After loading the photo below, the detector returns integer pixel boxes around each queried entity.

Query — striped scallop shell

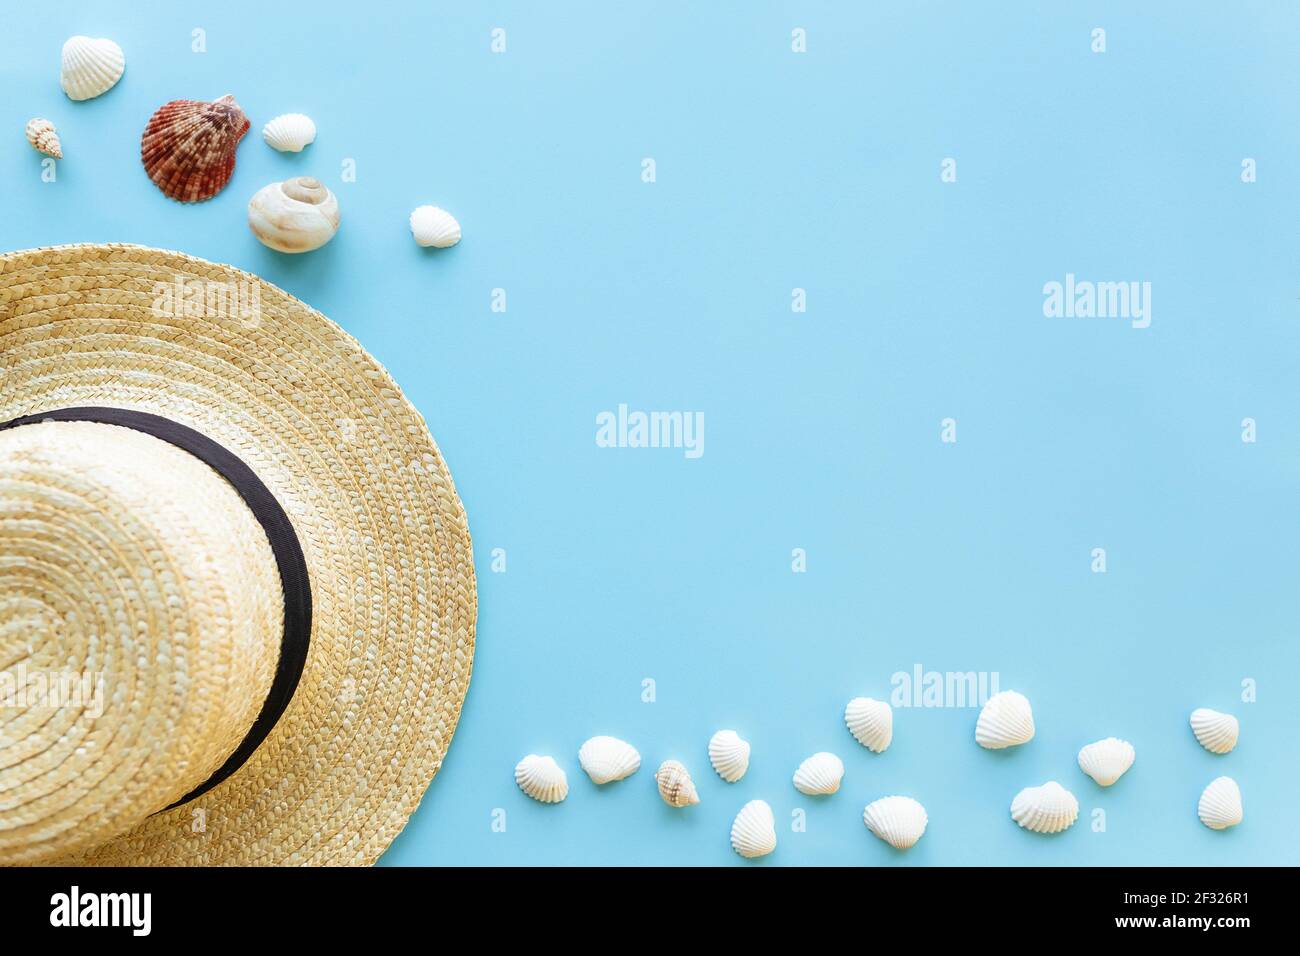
[975,690,1035,750]
[60,35,125,101]
[409,205,462,248]
[1197,776,1243,830]
[1077,737,1135,787]
[141,95,250,202]
[845,696,893,753]
[514,754,568,804]
[1190,708,1238,755]
[1010,781,1078,834]
[577,735,640,784]
[262,113,316,152]
[792,751,844,795]
[863,795,928,849]
[708,729,750,782]
[730,799,776,859]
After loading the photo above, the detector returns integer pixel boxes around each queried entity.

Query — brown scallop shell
[140,94,250,202]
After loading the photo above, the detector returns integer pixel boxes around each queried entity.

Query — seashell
[1197,776,1243,830]
[863,795,928,849]
[262,113,317,152]
[247,177,341,253]
[1190,708,1238,755]
[708,729,751,783]
[730,799,776,859]
[409,205,462,248]
[141,94,250,202]
[1077,737,1135,787]
[792,752,844,795]
[60,36,125,101]
[655,759,700,807]
[514,754,567,804]
[1010,781,1079,834]
[844,696,893,753]
[25,119,62,159]
[975,690,1035,749]
[577,735,640,784]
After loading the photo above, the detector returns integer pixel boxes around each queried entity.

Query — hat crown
[0,420,282,864]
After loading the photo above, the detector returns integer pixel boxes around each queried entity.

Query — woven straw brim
[0,243,476,865]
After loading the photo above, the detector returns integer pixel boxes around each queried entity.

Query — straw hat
[0,243,476,865]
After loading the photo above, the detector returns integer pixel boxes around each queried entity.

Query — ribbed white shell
[1077,737,1135,787]
[60,35,125,101]
[792,752,844,795]
[514,754,568,804]
[975,690,1035,749]
[708,729,751,782]
[1190,708,1238,755]
[262,113,317,152]
[1198,776,1243,830]
[578,735,641,784]
[655,759,700,807]
[1010,781,1078,834]
[863,795,928,849]
[409,205,462,248]
[730,799,776,858]
[844,696,893,753]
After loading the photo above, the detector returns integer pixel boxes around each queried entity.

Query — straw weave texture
[0,244,476,866]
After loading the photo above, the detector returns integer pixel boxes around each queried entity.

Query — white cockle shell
[1190,708,1238,755]
[578,735,641,784]
[1010,781,1078,834]
[708,729,751,783]
[514,754,568,804]
[976,690,1035,750]
[1077,737,1135,787]
[844,696,893,753]
[863,795,928,849]
[262,113,317,152]
[61,35,125,101]
[1197,776,1243,830]
[730,799,776,859]
[409,205,462,248]
[792,752,844,795]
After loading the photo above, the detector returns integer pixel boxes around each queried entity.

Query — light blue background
[3,2,1297,866]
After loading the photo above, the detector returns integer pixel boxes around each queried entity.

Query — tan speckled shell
[25,118,63,159]
[140,94,250,202]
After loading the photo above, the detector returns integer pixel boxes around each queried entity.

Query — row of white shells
[516,696,1245,856]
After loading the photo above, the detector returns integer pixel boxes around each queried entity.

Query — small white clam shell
[1010,781,1078,834]
[1197,776,1243,830]
[976,690,1035,749]
[61,35,125,101]
[514,754,567,804]
[577,735,640,784]
[730,799,776,859]
[708,729,751,783]
[844,697,893,752]
[409,205,462,248]
[792,752,844,795]
[247,176,340,253]
[863,795,928,849]
[655,759,700,807]
[1077,737,1135,787]
[1190,708,1238,755]
[262,113,317,152]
